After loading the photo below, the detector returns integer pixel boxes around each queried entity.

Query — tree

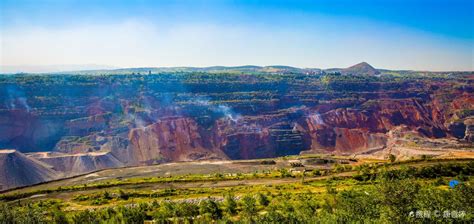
[312,169,322,176]
[223,194,237,215]
[153,201,175,222]
[175,202,199,219]
[278,168,292,178]
[240,195,257,218]
[120,205,147,224]
[52,208,69,224]
[119,189,129,200]
[377,179,420,223]
[256,193,270,207]
[16,205,47,224]
[332,189,380,222]
[0,203,15,224]
[102,191,111,200]
[325,182,337,195]
[199,198,222,220]
[389,154,396,163]
[72,209,100,224]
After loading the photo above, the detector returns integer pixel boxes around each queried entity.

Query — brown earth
[0,65,473,190]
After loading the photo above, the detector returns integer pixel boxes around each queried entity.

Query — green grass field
[1,156,473,223]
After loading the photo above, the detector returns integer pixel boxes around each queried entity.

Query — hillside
[5,62,386,76]
[0,63,473,189]
[0,150,61,190]
[341,62,380,75]
[29,151,125,176]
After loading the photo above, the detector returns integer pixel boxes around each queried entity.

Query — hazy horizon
[2,61,474,74]
[1,0,473,71]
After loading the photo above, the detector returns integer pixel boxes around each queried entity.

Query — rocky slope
[128,117,226,164]
[341,62,380,76]
[0,150,61,190]
[0,63,473,189]
[29,151,124,176]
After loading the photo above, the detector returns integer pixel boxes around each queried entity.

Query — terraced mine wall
[0,72,473,169]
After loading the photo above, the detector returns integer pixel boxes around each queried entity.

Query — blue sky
[1,0,473,71]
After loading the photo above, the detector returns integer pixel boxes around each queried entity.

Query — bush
[240,195,257,217]
[312,169,322,176]
[199,198,222,220]
[278,168,293,178]
[256,193,270,207]
[72,195,89,201]
[153,201,175,222]
[91,198,109,205]
[119,205,147,224]
[72,209,100,224]
[119,190,129,200]
[174,202,199,218]
[102,191,111,200]
[389,154,396,163]
[223,194,237,215]
[260,160,276,165]
[290,162,304,167]
[52,208,68,224]
[377,179,420,223]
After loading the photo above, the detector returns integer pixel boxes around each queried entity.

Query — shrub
[119,190,129,200]
[260,160,276,165]
[312,169,322,176]
[91,198,108,205]
[256,193,270,207]
[73,195,89,201]
[119,205,147,224]
[102,191,111,200]
[199,198,222,220]
[278,168,292,178]
[52,208,68,224]
[290,162,304,167]
[223,194,237,215]
[174,202,199,218]
[72,209,100,224]
[389,154,396,163]
[240,195,257,217]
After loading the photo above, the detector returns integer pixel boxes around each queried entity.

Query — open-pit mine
[0,62,473,190]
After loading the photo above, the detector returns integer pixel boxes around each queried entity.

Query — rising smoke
[5,86,31,112]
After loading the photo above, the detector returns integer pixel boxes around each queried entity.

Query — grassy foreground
[0,159,473,223]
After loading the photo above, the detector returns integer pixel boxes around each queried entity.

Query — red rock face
[0,110,64,152]
[301,98,451,153]
[217,130,273,159]
[65,113,112,136]
[0,110,32,144]
[2,72,473,189]
[450,93,474,111]
[210,115,310,160]
[122,95,472,161]
[1,73,472,164]
[128,117,225,164]
[333,128,387,153]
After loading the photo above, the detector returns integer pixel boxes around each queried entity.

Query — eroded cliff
[0,66,473,189]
